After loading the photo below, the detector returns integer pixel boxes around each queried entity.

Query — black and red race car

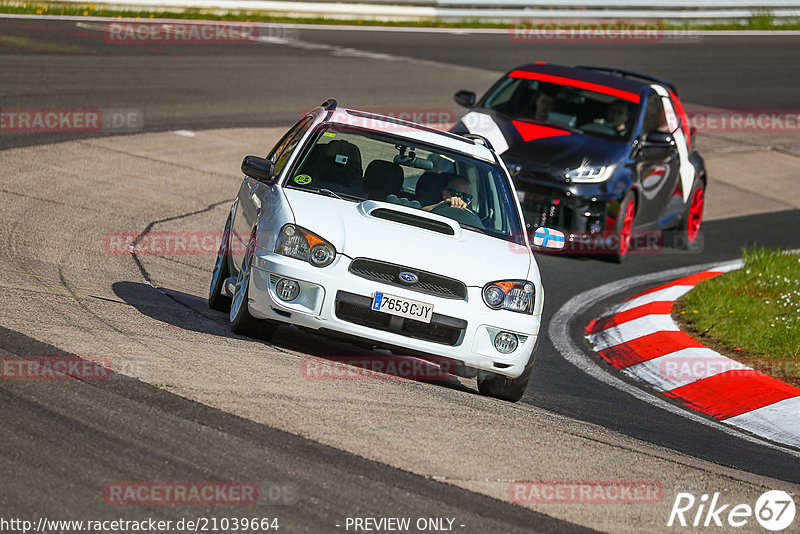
[451,63,706,262]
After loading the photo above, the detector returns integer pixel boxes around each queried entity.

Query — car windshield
[285,124,525,244]
[482,76,637,141]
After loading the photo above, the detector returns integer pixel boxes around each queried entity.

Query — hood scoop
[358,200,460,237]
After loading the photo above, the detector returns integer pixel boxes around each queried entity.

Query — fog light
[494,332,518,354]
[275,278,300,301]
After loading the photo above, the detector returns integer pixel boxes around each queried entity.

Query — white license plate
[371,292,433,324]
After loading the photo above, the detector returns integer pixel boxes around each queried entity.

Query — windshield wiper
[315,188,343,200]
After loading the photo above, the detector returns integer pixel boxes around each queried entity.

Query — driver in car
[605,100,631,133]
[423,176,474,211]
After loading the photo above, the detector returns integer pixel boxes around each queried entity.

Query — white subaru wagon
[209,100,563,401]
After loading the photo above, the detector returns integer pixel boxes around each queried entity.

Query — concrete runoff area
[1,123,799,532]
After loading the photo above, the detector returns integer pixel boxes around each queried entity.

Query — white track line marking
[549,259,800,458]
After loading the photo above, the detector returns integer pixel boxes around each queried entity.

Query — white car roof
[322,108,497,163]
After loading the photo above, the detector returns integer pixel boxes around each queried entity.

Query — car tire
[230,231,278,341]
[610,191,636,263]
[676,179,705,251]
[477,343,537,402]
[208,215,233,311]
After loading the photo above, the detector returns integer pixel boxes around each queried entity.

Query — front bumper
[518,185,608,236]
[246,251,541,378]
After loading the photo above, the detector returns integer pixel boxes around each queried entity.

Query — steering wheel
[431,204,485,229]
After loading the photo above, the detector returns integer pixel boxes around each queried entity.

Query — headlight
[565,164,616,183]
[274,224,336,267]
[482,280,535,314]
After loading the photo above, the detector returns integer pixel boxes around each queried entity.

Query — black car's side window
[268,116,313,176]
[642,93,669,134]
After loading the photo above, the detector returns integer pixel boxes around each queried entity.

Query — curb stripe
[664,370,800,420]
[624,347,749,391]
[587,315,678,351]
[585,261,800,448]
[586,301,673,334]
[614,285,695,314]
[597,330,706,369]
[624,271,722,301]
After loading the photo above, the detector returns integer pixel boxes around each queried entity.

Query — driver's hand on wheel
[441,196,469,210]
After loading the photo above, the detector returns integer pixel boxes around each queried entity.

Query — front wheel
[230,232,277,341]
[609,192,636,263]
[208,215,233,311]
[477,345,537,402]
[677,180,705,250]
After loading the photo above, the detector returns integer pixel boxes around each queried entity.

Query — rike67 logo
[668,490,796,531]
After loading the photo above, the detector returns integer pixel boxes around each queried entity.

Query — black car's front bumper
[511,172,628,254]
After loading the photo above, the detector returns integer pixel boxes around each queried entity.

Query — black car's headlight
[482,280,535,314]
[274,224,336,267]
[565,164,616,183]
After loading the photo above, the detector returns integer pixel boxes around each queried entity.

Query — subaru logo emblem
[398,272,418,284]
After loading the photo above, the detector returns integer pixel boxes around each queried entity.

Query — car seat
[307,140,364,195]
[363,160,404,201]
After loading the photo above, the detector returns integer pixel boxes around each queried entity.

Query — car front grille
[517,186,605,234]
[348,258,467,300]
[334,291,466,346]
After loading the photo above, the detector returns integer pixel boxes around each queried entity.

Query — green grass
[675,248,800,387]
[2,1,800,30]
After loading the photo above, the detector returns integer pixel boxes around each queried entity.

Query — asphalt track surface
[1,18,800,532]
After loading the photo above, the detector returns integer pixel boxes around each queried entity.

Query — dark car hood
[456,110,631,172]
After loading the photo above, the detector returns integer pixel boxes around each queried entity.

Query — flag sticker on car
[371,292,433,323]
[533,227,566,249]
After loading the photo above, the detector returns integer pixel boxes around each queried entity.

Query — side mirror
[642,131,675,147]
[531,227,565,251]
[454,90,476,108]
[640,131,677,161]
[241,155,275,183]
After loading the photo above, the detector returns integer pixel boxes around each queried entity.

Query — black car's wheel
[477,345,537,402]
[208,215,233,311]
[676,179,705,250]
[609,191,636,263]
[230,232,277,340]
